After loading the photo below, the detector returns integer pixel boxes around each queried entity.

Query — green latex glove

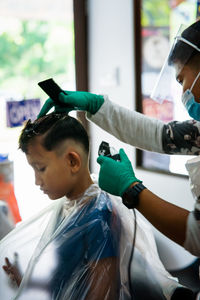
[38,91,104,118]
[97,148,141,197]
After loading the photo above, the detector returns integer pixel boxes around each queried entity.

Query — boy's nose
[35,173,42,186]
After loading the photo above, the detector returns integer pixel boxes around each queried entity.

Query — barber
[38,21,200,258]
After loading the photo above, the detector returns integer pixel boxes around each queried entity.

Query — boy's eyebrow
[28,162,37,168]
[28,161,44,168]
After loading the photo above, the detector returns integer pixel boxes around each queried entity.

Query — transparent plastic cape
[0,184,182,300]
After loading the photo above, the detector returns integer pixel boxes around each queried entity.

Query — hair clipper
[98,141,120,161]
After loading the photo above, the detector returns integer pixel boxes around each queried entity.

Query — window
[0,0,76,219]
[134,0,199,176]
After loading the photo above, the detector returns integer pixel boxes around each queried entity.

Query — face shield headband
[151,28,200,104]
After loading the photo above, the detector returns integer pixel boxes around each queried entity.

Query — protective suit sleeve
[87,96,200,155]
[87,96,164,153]
[184,210,200,257]
[184,157,200,256]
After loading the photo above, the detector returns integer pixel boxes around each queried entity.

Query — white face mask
[182,71,200,121]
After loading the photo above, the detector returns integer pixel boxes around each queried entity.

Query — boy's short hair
[19,112,89,155]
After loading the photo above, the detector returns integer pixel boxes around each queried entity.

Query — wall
[87,0,196,268]
[88,0,135,176]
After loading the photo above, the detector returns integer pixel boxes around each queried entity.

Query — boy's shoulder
[78,187,113,223]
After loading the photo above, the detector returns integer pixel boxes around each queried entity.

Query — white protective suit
[87,96,200,257]
[0,184,189,300]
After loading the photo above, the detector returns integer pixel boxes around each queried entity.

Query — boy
[2,112,123,299]
[1,113,188,300]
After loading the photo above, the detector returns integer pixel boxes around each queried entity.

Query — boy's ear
[66,151,81,173]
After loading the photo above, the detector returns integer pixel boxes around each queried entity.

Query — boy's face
[26,138,76,200]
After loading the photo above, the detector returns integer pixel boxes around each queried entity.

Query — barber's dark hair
[168,20,200,66]
[19,112,89,155]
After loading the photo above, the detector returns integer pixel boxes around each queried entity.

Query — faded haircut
[19,112,89,155]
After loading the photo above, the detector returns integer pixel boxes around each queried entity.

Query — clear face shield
[151,24,200,104]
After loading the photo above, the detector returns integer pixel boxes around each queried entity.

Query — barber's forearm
[87,97,165,153]
[136,188,189,246]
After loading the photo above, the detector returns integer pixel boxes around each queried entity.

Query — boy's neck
[67,170,94,200]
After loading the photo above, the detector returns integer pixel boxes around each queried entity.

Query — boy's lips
[40,188,48,194]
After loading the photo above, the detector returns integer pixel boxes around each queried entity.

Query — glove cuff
[119,178,142,197]
[90,95,104,114]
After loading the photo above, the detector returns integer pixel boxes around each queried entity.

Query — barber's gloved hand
[38,91,104,118]
[97,148,141,197]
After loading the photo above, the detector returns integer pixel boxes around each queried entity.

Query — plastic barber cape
[0,184,184,300]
